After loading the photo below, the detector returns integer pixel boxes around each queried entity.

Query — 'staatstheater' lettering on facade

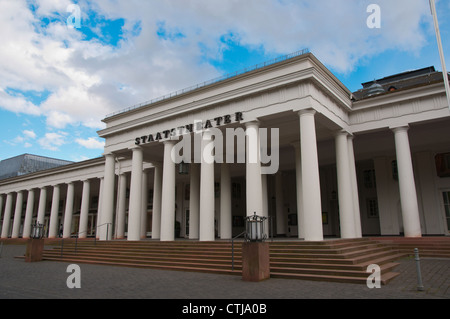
[135,112,244,145]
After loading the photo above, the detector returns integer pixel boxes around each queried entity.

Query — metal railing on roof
[105,48,310,119]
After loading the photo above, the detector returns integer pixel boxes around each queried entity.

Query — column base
[242,242,270,282]
[25,238,44,262]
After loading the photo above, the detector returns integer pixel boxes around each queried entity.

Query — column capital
[152,161,163,169]
[298,108,316,117]
[161,139,178,145]
[244,120,260,128]
[334,129,350,137]
[390,125,410,133]
[103,152,116,157]
[128,145,142,151]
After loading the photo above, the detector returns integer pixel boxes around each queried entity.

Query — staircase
[370,236,450,258]
[42,240,243,276]
[269,238,405,285]
[41,237,408,285]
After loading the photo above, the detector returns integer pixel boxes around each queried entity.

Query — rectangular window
[363,170,377,188]
[367,198,379,218]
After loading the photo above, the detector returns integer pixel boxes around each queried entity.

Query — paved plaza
[0,243,448,301]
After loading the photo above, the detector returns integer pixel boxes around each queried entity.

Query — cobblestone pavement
[0,244,448,300]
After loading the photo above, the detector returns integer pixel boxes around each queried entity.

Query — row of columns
[61,112,423,242]
[0,111,422,241]
[0,178,103,239]
[111,109,332,242]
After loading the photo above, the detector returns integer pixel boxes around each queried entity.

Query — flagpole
[430,0,450,112]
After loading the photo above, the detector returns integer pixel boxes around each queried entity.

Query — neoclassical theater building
[1,51,449,242]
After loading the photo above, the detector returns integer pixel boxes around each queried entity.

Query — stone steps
[40,237,407,285]
[370,237,450,258]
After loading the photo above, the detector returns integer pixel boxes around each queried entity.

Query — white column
[22,189,35,239]
[299,109,323,241]
[63,182,75,239]
[275,172,286,236]
[101,153,116,240]
[348,135,362,237]
[140,169,149,239]
[128,147,143,241]
[220,163,232,239]
[392,126,422,237]
[151,165,162,239]
[245,121,263,217]
[200,130,215,241]
[0,195,3,222]
[189,163,200,239]
[1,193,13,238]
[161,141,176,241]
[79,180,90,239]
[37,187,47,226]
[261,174,269,238]
[116,173,127,239]
[48,185,61,238]
[11,191,23,238]
[335,131,356,238]
[96,177,104,239]
[293,144,305,239]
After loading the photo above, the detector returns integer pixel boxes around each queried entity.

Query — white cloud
[10,129,37,147]
[0,0,437,135]
[38,132,67,151]
[23,130,37,139]
[75,137,105,150]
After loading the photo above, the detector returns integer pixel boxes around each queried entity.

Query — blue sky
[0,0,449,162]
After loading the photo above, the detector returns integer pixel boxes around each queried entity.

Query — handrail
[96,222,113,243]
[231,231,247,271]
[60,222,112,258]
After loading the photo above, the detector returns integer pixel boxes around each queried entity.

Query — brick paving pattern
[0,244,448,300]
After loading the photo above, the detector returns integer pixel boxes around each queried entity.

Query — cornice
[98,53,353,138]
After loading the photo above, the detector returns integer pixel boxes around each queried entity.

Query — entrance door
[442,191,450,232]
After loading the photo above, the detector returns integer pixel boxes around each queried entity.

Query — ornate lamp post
[242,212,270,282]
[26,221,45,262]
[245,212,267,242]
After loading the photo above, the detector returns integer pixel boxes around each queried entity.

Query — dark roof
[352,66,449,101]
[0,154,73,181]
[361,67,436,88]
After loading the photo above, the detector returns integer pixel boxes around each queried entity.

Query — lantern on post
[245,212,267,242]
[242,212,270,282]
[178,161,189,175]
[26,221,45,262]
[31,221,44,239]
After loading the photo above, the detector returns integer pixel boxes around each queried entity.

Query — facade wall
[1,53,449,241]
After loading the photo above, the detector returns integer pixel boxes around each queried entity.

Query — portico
[1,52,449,241]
